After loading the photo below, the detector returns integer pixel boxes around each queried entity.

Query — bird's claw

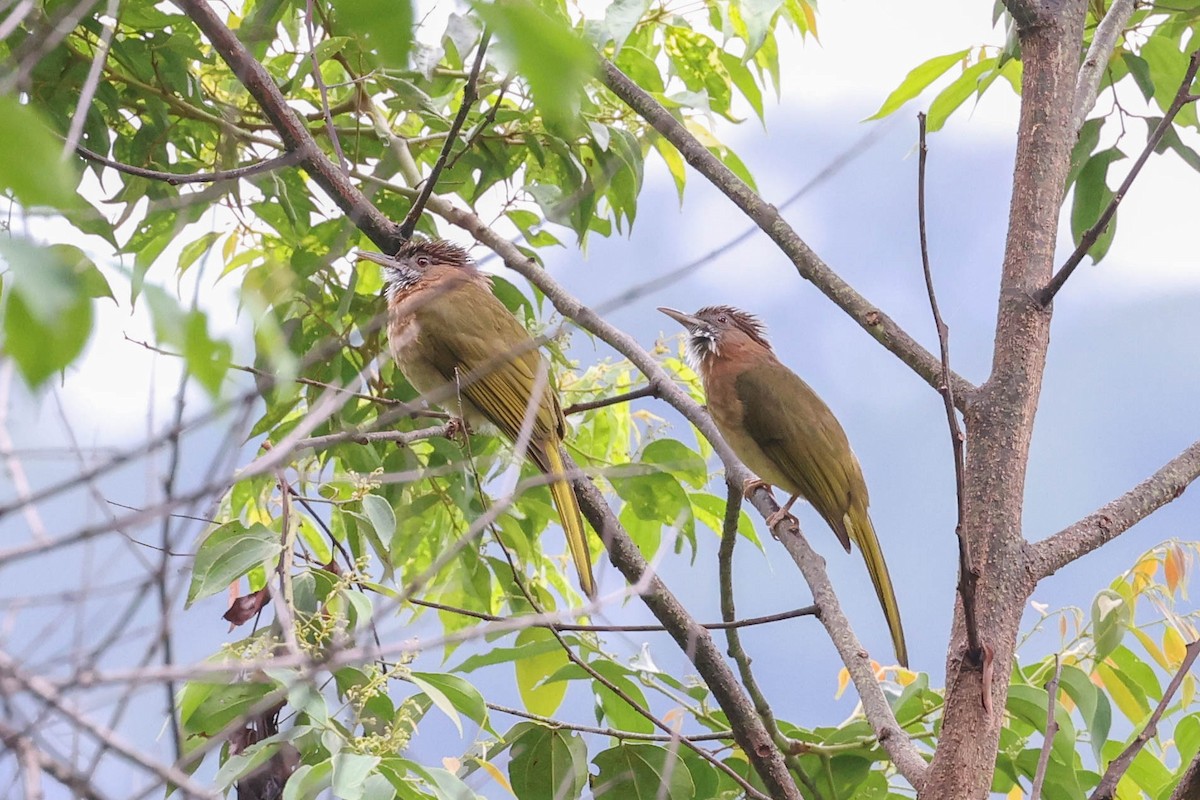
[764,508,797,532]
[742,478,770,500]
[445,417,473,442]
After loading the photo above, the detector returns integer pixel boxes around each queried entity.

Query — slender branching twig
[1042,46,1200,305]
[398,30,492,239]
[917,113,982,667]
[1030,656,1063,800]
[1092,640,1200,800]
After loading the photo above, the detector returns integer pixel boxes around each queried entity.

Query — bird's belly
[708,398,797,494]
[390,319,487,426]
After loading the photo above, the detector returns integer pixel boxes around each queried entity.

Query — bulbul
[659,305,907,666]
[357,239,596,598]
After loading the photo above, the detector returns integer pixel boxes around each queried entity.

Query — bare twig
[486,701,733,742]
[398,30,492,239]
[917,113,980,662]
[408,595,818,632]
[1029,438,1200,579]
[1092,640,1200,800]
[293,423,454,452]
[0,722,111,800]
[562,384,660,416]
[0,651,217,800]
[1030,656,1063,800]
[61,0,118,158]
[1042,46,1200,305]
[304,0,347,171]
[75,145,303,185]
[1071,0,1136,136]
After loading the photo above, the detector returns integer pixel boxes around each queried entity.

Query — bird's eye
[416,256,430,267]
[717,315,727,324]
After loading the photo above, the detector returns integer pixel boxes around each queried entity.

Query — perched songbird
[659,305,908,666]
[357,239,595,598]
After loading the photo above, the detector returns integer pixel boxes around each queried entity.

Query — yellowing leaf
[1131,627,1170,671]
[514,628,569,716]
[1008,784,1024,800]
[474,758,513,795]
[835,667,850,699]
[1184,673,1196,708]
[895,668,918,687]
[1096,661,1146,723]
[1164,625,1187,667]
[1166,545,1184,594]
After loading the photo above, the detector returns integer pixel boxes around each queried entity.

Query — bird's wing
[734,360,861,551]
[416,281,565,454]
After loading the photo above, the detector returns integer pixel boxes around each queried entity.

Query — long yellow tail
[542,444,596,598]
[845,505,908,667]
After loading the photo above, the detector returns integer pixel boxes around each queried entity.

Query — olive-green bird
[357,239,596,598]
[659,305,907,666]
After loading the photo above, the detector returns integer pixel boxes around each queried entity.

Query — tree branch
[569,470,802,800]
[1170,750,1200,800]
[1042,45,1200,305]
[398,30,491,239]
[0,651,217,799]
[1071,0,1136,136]
[1029,438,1200,579]
[0,721,111,800]
[1092,640,1200,800]
[408,595,818,633]
[168,3,925,788]
[1030,656,1063,800]
[75,145,303,185]
[170,0,403,248]
[767,511,929,790]
[562,383,661,415]
[597,59,975,406]
[917,112,980,661]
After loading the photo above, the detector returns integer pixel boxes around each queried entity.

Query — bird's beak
[658,307,703,330]
[355,250,396,267]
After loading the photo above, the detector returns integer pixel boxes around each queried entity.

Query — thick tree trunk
[921,2,1087,797]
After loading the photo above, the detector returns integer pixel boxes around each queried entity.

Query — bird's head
[356,238,474,301]
[658,305,771,364]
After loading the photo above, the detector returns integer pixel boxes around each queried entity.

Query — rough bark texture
[921,2,1087,797]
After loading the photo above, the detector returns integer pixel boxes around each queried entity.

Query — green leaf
[4,285,92,388]
[283,759,333,800]
[641,439,708,488]
[0,96,79,209]
[592,743,696,799]
[476,0,597,133]
[1091,587,1131,662]
[180,680,276,737]
[590,0,649,53]
[513,628,569,716]
[1059,663,1111,763]
[1070,147,1125,264]
[868,49,971,120]
[331,0,413,68]
[186,522,282,606]
[0,240,110,387]
[362,494,398,546]
[507,723,588,800]
[926,57,997,133]
[410,672,490,734]
[738,0,784,58]
[333,753,382,800]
